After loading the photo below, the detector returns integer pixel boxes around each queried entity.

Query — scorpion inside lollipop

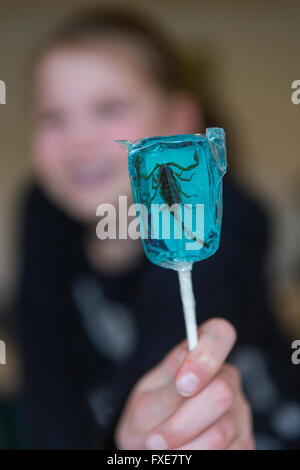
[133,150,209,248]
[117,129,227,351]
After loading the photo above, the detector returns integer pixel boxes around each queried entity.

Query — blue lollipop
[117,128,227,350]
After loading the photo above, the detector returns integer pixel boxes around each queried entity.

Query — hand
[114,318,254,450]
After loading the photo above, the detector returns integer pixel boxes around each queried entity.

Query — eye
[36,109,67,130]
[93,100,131,119]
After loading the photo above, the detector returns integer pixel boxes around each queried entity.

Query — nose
[65,116,99,155]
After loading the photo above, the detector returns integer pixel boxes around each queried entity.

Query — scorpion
[134,150,209,248]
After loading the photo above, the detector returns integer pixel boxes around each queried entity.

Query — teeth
[69,160,112,185]
[75,162,108,173]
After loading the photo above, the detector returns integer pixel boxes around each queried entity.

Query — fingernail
[176,372,200,397]
[145,434,168,450]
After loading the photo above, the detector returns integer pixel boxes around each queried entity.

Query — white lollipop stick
[178,267,198,351]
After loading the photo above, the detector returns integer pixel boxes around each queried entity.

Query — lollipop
[117,128,227,351]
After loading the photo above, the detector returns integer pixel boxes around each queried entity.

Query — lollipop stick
[178,268,198,351]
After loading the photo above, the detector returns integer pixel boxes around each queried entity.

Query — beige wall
[0,0,299,310]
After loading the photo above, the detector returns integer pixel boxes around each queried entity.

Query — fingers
[145,369,236,450]
[145,363,252,451]
[224,392,254,450]
[177,368,252,450]
[220,365,254,450]
[176,412,238,450]
[175,318,237,397]
[226,434,255,450]
[117,318,238,450]
[138,319,237,445]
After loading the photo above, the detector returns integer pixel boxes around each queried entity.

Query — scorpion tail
[181,222,209,248]
[173,208,209,248]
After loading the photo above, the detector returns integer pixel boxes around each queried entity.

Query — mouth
[69,160,114,187]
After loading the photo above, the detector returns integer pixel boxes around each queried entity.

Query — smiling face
[31,40,201,221]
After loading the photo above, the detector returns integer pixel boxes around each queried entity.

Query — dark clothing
[17,179,300,450]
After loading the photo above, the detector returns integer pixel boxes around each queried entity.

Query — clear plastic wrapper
[117,128,227,271]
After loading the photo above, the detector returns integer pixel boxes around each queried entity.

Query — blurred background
[0,0,299,449]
